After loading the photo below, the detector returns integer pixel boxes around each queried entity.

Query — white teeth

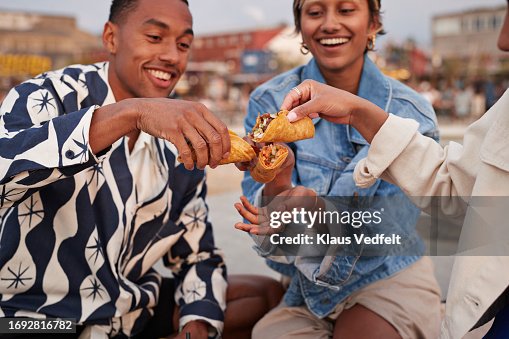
[147,69,172,81]
[319,37,350,45]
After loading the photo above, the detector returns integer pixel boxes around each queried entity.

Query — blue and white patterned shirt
[0,62,227,337]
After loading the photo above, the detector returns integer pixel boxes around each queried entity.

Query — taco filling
[261,144,286,166]
[250,113,278,140]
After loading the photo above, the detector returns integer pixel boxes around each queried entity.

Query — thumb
[286,100,322,122]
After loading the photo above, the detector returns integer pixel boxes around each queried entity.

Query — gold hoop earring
[367,35,376,51]
[300,42,310,55]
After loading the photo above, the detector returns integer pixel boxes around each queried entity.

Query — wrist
[89,99,140,154]
[264,168,292,197]
[118,98,141,134]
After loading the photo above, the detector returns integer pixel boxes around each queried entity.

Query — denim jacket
[242,55,439,318]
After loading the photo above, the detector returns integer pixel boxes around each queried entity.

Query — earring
[367,35,376,51]
[300,42,310,55]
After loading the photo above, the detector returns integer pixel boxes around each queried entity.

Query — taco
[249,110,314,143]
[178,130,256,165]
[250,144,289,183]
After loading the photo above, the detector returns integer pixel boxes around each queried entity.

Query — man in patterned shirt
[0,0,283,338]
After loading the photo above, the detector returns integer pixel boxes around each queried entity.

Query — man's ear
[103,21,118,55]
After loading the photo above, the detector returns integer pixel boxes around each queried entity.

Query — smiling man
[0,0,283,338]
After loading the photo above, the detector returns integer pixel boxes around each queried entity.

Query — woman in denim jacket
[235,0,442,338]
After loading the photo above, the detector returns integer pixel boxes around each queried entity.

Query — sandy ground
[205,163,278,278]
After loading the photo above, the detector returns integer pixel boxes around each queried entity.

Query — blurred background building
[0,2,508,123]
[0,9,103,97]
[179,24,310,124]
[432,5,507,76]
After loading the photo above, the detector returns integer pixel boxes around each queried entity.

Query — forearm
[89,99,138,154]
[353,114,474,220]
[262,167,293,198]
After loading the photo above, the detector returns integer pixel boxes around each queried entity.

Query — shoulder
[38,62,106,82]
[386,77,438,138]
[387,77,436,122]
[13,62,108,95]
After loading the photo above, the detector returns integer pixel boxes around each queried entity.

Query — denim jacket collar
[302,55,391,145]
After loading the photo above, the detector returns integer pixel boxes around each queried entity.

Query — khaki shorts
[253,257,442,339]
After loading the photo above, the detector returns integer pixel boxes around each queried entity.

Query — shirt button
[65,150,75,159]
[342,157,352,163]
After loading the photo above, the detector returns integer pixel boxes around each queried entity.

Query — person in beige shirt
[278,3,509,338]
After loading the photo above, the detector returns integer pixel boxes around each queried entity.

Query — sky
[0,0,506,46]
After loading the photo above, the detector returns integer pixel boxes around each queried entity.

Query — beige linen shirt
[353,90,509,339]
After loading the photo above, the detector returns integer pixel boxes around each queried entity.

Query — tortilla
[250,144,289,183]
[250,110,314,143]
[177,130,256,165]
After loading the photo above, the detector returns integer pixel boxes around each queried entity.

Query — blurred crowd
[414,78,509,122]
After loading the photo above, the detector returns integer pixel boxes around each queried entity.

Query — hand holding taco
[178,130,256,165]
[250,143,289,183]
[249,110,315,143]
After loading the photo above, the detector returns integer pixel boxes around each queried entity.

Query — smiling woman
[238,0,443,338]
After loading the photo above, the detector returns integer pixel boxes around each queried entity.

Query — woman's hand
[280,80,389,143]
[234,186,318,235]
[281,79,355,124]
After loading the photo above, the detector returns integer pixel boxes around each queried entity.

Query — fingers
[234,202,259,225]
[280,92,301,113]
[286,101,321,123]
[280,80,313,112]
[240,196,261,216]
[236,197,270,225]
[281,81,324,123]
[234,221,256,233]
[171,132,195,170]
[188,116,222,169]
[201,108,231,163]
[181,124,209,170]
[177,102,231,169]
[234,196,274,235]
[234,222,274,235]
